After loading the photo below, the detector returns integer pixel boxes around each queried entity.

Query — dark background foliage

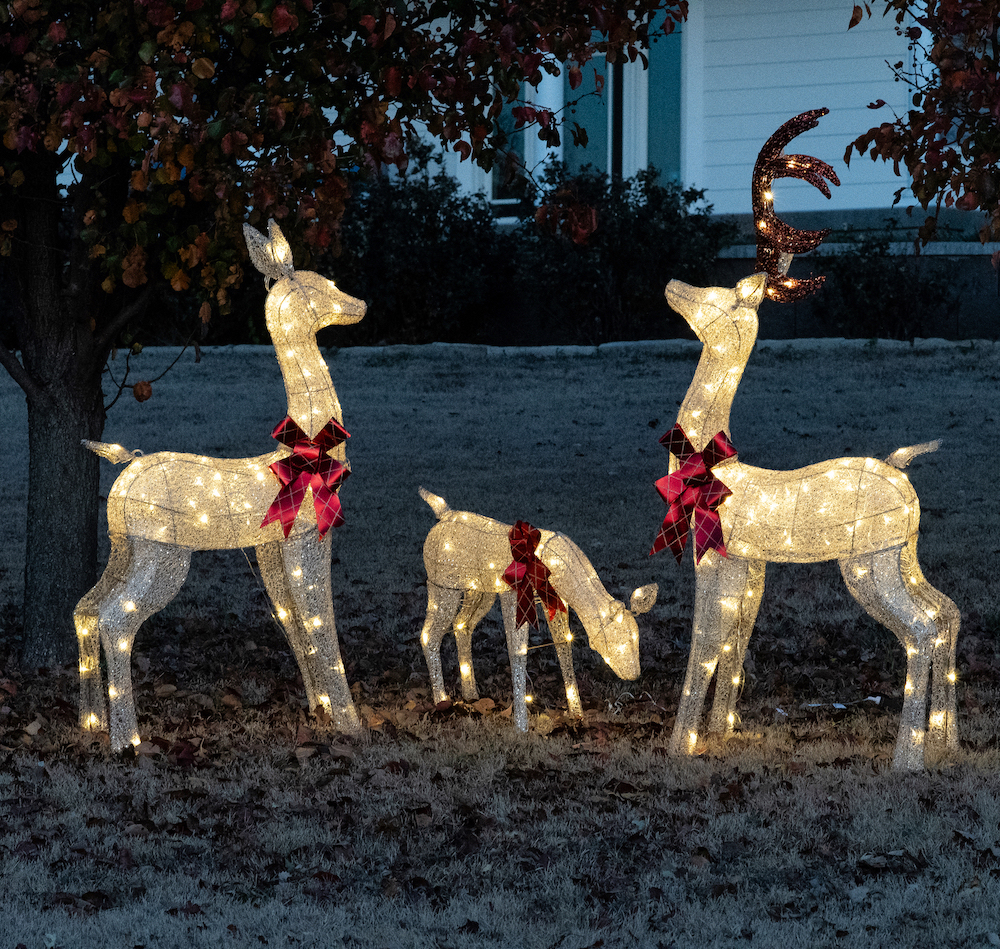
[327,152,518,347]
[188,162,741,349]
[508,166,737,345]
[813,224,958,341]
[309,163,737,348]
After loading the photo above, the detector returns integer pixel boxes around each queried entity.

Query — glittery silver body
[663,275,960,770]
[418,488,657,731]
[74,222,365,751]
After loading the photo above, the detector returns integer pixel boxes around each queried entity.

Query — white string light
[75,221,366,751]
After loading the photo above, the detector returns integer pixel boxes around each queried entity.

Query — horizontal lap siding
[696,0,910,214]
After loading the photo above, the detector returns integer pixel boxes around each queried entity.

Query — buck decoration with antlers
[74,221,366,751]
[653,111,959,771]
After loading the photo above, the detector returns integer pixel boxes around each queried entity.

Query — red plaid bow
[650,424,736,564]
[503,521,567,629]
[261,416,350,540]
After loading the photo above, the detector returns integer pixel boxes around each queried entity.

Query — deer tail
[81,440,143,465]
[419,486,451,519]
[885,439,941,470]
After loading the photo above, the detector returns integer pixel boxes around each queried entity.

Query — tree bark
[21,380,104,668]
[8,155,107,669]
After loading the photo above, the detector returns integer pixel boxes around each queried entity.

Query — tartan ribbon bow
[503,521,567,629]
[650,424,736,564]
[261,416,350,540]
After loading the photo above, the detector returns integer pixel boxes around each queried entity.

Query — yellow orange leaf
[123,201,145,224]
[44,126,64,151]
[192,57,215,79]
[170,269,190,292]
[122,245,148,288]
[198,301,212,324]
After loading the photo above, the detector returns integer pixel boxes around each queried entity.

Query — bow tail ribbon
[261,416,350,540]
[650,424,736,564]
[503,521,566,629]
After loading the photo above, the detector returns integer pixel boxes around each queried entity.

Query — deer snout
[332,290,366,325]
[319,286,365,326]
[292,272,367,327]
[665,280,732,331]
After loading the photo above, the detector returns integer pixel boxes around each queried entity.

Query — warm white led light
[660,272,960,771]
[418,488,657,731]
[73,221,366,751]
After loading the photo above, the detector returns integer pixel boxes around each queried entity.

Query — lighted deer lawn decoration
[419,488,657,731]
[74,221,365,751]
[655,112,959,771]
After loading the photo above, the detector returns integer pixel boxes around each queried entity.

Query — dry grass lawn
[1,336,999,948]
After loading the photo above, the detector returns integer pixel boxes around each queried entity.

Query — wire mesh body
[660,275,959,770]
[74,222,365,751]
[418,488,656,731]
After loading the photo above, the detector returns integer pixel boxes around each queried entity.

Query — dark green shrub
[508,166,737,345]
[814,224,958,341]
[324,164,513,346]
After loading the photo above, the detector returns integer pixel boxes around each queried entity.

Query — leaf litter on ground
[1,341,1000,946]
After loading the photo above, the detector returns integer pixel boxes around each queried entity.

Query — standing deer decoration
[74,221,365,751]
[418,488,657,731]
[653,111,959,771]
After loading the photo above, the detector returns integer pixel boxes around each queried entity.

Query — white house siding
[686,0,912,214]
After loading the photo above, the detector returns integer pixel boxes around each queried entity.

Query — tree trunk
[21,379,104,668]
[8,155,107,669]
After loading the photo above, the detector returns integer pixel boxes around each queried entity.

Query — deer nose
[337,297,365,325]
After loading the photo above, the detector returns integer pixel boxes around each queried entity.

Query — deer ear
[629,583,658,615]
[267,220,293,271]
[243,219,295,282]
[736,273,767,307]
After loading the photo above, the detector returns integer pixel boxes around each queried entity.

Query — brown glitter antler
[753,109,840,303]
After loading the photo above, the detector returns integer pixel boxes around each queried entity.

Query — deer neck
[676,320,756,456]
[541,535,612,634]
[273,329,343,440]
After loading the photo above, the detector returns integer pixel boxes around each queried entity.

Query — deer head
[244,219,366,331]
[753,109,840,303]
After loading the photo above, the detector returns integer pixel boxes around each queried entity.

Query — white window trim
[680,2,705,189]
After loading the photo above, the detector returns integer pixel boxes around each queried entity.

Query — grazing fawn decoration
[418,488,657,731]
[653,113,959,771]
[75,221,366,751]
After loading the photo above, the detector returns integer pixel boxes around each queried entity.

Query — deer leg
[841,541,949,770]
[419,582,463,704]
[257,541,320,711]
[668,554,756,756]
[499,591,529,732]
[75,534,135,732]
[93,538,191,751]
[897,538,960,753]
[548,609,583,717]
[262,532,360,734]
[453,591,494,702]
[708,560,766,735]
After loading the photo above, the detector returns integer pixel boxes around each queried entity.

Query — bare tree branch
[93,286,155,356]
[0,345,41,401]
